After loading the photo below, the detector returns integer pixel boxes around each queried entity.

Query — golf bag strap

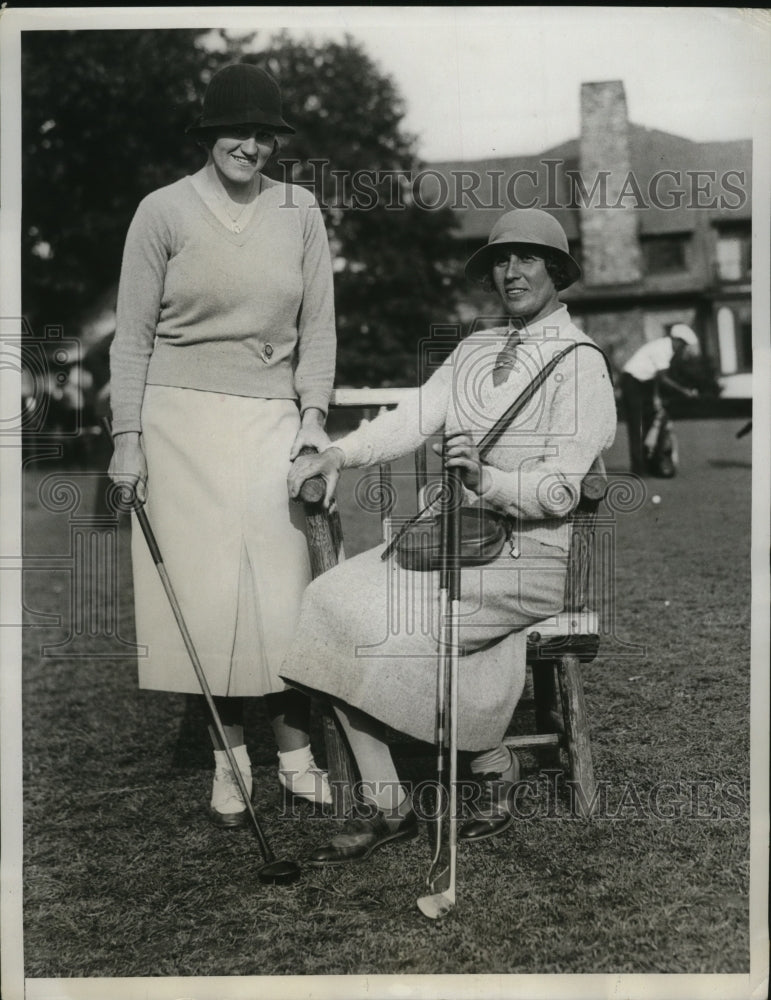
[381,341,612,563]
[478,341,612,459]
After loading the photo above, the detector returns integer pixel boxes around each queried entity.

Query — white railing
[330,386,417,408]
[328,387,426,540]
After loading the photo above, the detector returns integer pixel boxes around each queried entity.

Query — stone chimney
[579,80,642,285]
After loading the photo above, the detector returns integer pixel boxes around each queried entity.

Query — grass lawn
[18,417,754,984]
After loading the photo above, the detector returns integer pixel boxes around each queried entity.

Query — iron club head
[417,889,455,920]
[257,859,302,885]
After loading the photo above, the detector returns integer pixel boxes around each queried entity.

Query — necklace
[214,175,262,234]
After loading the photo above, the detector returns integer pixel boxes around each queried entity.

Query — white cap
[669,324,699,349]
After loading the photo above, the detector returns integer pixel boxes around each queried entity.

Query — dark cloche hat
[186,63,295,136]
[464,208,581,290]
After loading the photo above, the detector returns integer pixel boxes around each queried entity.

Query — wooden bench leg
[302,502,359,817]
[531,662,562,769]
[556,653,597,817]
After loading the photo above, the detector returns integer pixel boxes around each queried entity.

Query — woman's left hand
[290,409,331,460]
[287,447,345,508]
[433,431,492,495]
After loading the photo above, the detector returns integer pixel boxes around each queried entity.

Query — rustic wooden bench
[301,388,606,818]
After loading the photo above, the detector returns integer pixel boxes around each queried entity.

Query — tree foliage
[22,30,214,329]
[21,29,462,386]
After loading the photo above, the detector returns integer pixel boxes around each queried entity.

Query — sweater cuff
[481,465,579,519]
[478,465,515,512]
[110,416,143,436]
[334,434,374,469]
[299,392,331,418]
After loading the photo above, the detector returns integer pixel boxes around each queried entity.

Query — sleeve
[293,192,337,416]
[334,351,455,468]
[479,346,617,519]
[108,195,170,434]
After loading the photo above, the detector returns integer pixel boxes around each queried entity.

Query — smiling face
[490,246,561,325]
[209,125,276,188]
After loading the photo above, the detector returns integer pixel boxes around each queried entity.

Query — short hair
[543,253,572,292]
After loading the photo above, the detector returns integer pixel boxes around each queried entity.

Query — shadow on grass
[707,459,752,469]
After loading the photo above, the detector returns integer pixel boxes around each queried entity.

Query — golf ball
[652,495,661,504]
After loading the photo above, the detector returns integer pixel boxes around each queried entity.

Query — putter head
[258,859,301,886]
[417,889,455,920]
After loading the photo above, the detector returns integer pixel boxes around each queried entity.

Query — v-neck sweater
[109,176,336,434]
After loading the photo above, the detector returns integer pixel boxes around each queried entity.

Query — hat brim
[465,238,581,290]
[186,114,295,137]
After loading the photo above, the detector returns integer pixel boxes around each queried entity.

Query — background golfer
[108,63,336,825]
[620,324,700,475]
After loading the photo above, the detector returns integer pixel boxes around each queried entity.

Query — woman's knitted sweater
[336,306,617,551]
[109,176,336,434]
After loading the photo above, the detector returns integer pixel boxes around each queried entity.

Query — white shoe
[210,746,252,828]
[278,762,333,806]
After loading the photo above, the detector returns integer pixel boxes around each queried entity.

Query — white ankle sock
[277,744,314,773]
[277,745,331,805]
[214,743,251,769]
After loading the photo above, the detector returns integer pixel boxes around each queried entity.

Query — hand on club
[287,446,345,509]
[433,432,491,495]
[107,431,148,506]
[289,408,332,460]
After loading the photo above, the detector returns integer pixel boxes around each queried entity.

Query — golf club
[418,453,462,920]
[104,421,301,886]
[419,455,451,904]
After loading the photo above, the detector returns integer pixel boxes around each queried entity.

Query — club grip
[447,466,462,601]
[297,446,327,505]
[133,504,162,565]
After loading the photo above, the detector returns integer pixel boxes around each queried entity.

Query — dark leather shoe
[458,748,521,842]
[307,809,419,866]
[208,804,249,829]
[208,785,256,829]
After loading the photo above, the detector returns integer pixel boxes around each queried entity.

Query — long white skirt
[131,386,311,697]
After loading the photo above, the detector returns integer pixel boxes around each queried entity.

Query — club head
[417,889,455,920]
[258,859,302,886]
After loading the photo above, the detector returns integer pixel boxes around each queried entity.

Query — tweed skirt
[280,534,568,751]
[131,386,311,697]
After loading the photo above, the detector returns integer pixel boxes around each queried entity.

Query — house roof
[429,124,752,242]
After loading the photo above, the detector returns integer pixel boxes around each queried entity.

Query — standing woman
[108,63,336,825]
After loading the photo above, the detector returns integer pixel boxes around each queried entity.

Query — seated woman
[284,208,617,864]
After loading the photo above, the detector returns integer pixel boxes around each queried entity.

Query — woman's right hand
[107,431,148,505]
[287,446,345,509]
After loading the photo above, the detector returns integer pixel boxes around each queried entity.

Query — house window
[641,235,688,274]
[717,306,752,374]
[716,232,751,282]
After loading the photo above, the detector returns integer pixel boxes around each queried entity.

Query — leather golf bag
[644,408,678,478]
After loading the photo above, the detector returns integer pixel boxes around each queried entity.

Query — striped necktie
[492,330,524,386]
